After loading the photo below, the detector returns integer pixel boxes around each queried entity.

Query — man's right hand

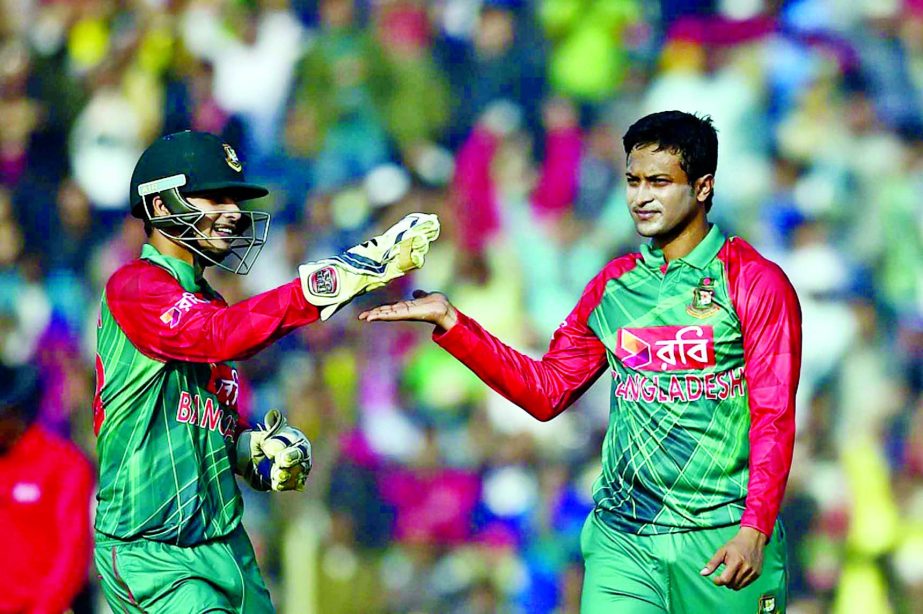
[358,289,458,332]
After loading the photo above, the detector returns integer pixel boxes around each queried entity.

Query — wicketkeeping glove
[236,410,312,492]
[299,212,440,321]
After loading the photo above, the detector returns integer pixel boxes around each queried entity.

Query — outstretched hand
[358,290,458,331]
[700,526,767,590]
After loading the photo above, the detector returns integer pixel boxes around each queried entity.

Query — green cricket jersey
[93,244,318,546]
[435,226,801,536]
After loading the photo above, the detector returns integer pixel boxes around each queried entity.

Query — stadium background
[1,0,921,612]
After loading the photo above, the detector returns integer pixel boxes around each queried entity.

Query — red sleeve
[722,239,802,536]
[433,255,640,421]
[30,448,94,614]
[107,260,320,363]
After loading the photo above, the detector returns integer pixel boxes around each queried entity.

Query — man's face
[188,195,243,256]
[625,144,710,241]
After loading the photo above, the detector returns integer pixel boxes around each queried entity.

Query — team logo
[616,326,716,372]
[687,277,720,318]
[309,266,338,297]
[223,143,243,172]
[160,292,209,329]
[758,594,777,613]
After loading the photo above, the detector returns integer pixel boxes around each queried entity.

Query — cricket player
[93,130,439,613]
[360,111,801,613]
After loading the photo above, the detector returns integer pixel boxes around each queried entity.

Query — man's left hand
[236,410,312,492]
[257,410,312,491]
[700,526,767,590]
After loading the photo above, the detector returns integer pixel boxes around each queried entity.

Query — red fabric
[378,467,480,545]
[720,238,802,536]
[0,426,94,614]
[530,126,582,220]
[106,259,320,364]
[667,15,776,47]
[434,254,642,421]
[451,126,500,255]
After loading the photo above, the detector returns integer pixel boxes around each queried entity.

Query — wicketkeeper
[93,131,439,613]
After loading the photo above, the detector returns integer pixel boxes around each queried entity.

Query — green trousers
[580,512,787,613]
[95,524,274,613]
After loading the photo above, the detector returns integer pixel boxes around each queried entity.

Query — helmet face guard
[138,174,270,275]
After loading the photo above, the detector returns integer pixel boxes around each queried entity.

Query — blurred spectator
[293,0,391,189]
[69,60,144,212]
[0,41,42,187]
[530,97,582,221]
[539,0,642,102]
[181,0,305,157]
[0,362,94,614]
[374,0,450,168]
[437,0,547,144]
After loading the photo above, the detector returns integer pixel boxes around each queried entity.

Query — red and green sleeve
[434,254,642,421]
[720,240,801,536]
[105,260,319,364]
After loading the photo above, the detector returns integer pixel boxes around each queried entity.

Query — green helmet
[129,131,271,275]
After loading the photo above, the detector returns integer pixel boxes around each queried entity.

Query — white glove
[236,410,312,492]
[299,212,440,320]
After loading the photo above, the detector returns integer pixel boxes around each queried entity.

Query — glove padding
[236,409,312,492]
[299,212,440,321]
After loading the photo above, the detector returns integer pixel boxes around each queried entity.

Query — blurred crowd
[0,0,921,612]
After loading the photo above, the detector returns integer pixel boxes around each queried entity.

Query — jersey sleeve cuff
[432,310,477,360]
[740,515,773,537]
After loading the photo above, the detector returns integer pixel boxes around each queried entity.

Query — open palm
[358,290,457,329]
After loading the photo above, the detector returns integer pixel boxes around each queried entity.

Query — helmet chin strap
[138,179,270,275]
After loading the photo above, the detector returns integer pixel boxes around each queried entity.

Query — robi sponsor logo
[176,391,238,440]
[616,325,716,371]
[159,292,209,329]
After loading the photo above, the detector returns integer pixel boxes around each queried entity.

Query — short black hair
[622,111,718,211]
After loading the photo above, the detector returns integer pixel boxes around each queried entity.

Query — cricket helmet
[129,131,271,274]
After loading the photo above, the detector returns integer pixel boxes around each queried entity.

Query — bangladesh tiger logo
[223,143,243,172]
[687,277,720,319]
[758,594,777,613]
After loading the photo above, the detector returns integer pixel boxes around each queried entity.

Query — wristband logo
[309,266,339,297]
[616,325,716,371]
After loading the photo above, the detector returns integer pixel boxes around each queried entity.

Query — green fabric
[587,226,752,535]
[580,512,787,613]
[540,0,640,100]
[94,243,244,546]
[95,524,274,613]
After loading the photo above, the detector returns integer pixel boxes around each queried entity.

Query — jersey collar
[640,224,726,270]
[140,243,202,292]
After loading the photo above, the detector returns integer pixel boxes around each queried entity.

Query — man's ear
[150,195,168,217]
[694,174,714,205]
